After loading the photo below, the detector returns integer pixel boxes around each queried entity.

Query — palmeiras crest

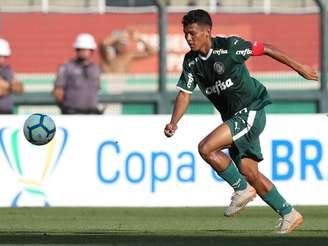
[213,62,225,75]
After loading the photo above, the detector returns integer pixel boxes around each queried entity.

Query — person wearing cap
[0,38,24,114]
[99,29,154,73]
[53,33,102,114]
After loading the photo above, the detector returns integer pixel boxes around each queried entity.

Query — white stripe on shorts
[176,86,193,94]
[232,110,256,141]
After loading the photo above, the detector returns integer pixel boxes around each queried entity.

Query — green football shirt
[177,36,272,121]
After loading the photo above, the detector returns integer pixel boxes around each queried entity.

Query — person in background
[53,33,102,114]
[99,29,154,73]
[0,38,24,114]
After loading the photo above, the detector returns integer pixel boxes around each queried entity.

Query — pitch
[0,206,327,246]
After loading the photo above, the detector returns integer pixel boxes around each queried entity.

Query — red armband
[252,41,264,56]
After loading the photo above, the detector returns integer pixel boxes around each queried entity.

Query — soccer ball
[23,113,56,145]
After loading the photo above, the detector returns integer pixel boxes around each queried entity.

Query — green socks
[218,161,247,191]
[218,162,292,217]
[261,185,293,216]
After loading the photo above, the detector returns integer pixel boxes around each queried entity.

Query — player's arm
[53,87,64,103]
[0,80,23,96]
[130,31,154,60]
[165,54,196,137]
[99,36,116,64]
[0,79,10,96]
[9,79,24,94]
[52,65,67,104]
[99,33,128,63]
[0,67,23,96]
[164,91,191,138]
[263,43,318,81]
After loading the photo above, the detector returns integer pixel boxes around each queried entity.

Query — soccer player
[164,9,318,234]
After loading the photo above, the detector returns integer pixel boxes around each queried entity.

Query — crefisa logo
[0,127,68,207]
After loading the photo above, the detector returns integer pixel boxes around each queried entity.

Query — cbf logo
[0,127,68,207]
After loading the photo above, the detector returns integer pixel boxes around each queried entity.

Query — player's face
[75,49,94,61]
[183,23,211,53]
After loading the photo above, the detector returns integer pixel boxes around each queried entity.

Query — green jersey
[177,36,272,121]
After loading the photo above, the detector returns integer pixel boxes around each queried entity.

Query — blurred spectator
[99,29,154,73]
[53,33,102,114]
[0,38,24,114]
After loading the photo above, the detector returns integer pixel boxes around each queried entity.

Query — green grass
[0,206,327,245]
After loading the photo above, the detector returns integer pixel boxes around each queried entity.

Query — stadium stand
[0,0,325,114]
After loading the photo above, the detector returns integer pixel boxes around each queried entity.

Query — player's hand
[0,79,10,96]
[298,64,318,81]
[164,123,177,138]
[10,80,23,93]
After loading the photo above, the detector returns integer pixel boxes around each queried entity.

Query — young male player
[164,9,318,234]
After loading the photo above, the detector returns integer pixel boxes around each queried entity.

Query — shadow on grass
[0,234,327,246]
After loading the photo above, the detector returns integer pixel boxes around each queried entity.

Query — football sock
[260,185,293,216]
[218,161,247,191]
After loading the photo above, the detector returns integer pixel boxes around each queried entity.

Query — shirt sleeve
[54,64,67,88]
[176,56,197,94]
[229,36,253,64]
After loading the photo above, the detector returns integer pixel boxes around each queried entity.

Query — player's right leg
[198,122,233,172]
[198,123,255,215]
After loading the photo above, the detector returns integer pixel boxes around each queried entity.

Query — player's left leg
[239,157,303,234]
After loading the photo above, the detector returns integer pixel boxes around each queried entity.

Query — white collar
[198,49,213,61]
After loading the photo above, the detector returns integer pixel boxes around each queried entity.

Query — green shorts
[226,107,266,166]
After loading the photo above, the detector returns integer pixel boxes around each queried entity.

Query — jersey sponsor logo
[205,78,234,95]
[212,49,228,55]
[187,73,194,88]
[236,48,252,56]
[213,62,225,75]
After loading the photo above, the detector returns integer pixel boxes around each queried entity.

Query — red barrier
[1,13,319,73]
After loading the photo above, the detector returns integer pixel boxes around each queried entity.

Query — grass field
[0,206,327,246]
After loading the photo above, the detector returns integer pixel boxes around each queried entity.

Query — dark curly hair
[182,9,212,28]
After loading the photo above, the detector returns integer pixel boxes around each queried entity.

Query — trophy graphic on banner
[0,127,68,207]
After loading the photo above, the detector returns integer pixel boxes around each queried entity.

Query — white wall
[0,115,327,207]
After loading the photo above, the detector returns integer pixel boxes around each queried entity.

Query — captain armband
[251,41,265,56]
